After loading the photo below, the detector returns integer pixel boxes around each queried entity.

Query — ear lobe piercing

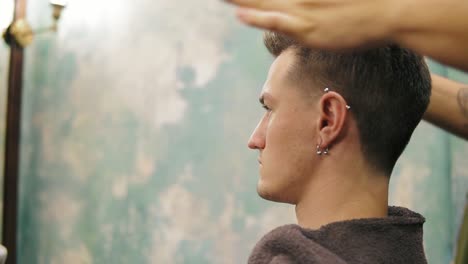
[316,144,329,156]
[316,145,322,155]
[323,147,329,155]
[316,138,330,156]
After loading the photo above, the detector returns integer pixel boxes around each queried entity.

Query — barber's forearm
[390,0,468,71]
[424,74,468,140]
[396,32,468,72]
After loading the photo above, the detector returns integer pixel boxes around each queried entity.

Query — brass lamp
[2,0,68,47]
[50,0,67,22]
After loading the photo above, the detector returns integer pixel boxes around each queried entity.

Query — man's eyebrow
[259,95,265,105]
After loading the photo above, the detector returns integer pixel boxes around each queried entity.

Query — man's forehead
[262,49,298,95]
[268,49,296,77]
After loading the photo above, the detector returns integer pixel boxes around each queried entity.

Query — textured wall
[0,0,466,263]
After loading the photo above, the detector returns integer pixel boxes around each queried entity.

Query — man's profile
[247,32,431,264]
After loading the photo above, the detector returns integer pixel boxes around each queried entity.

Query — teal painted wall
[0,0,466,263]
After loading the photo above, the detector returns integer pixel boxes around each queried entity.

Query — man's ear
[316,91,349,147]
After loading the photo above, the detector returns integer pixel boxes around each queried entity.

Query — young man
[247,32,431,263]
[225,0,468,140]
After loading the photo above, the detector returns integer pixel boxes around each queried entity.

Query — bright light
[49,0,68,7]
[0,0,14,30]
[62,0,129,32]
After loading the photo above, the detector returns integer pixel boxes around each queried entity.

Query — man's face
[248,49,320,204]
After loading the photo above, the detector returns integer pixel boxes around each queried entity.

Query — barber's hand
[225,0,399,50]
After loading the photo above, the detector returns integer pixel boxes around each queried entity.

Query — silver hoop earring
[316,145,322,155]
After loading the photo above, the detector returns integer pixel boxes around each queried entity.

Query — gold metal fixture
[2,0,67,47]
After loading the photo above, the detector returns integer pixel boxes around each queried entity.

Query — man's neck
[295,167,389,230]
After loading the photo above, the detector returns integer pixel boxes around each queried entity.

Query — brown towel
[248,206,426,264]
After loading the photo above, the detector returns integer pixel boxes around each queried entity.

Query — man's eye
[262,105,271,111]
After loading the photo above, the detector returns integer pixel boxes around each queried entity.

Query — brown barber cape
[248,206,427,264]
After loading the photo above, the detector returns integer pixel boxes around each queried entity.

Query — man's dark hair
[264,32,431,174]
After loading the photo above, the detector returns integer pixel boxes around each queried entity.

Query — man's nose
[248,121,266,150]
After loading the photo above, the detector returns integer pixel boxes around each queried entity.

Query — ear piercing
[316,139,329,156]
[316,144,329,156]
[324,87,351,110]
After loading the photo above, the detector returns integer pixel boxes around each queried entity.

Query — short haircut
[264,32,431,174]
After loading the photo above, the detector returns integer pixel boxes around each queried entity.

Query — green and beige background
[0,0,467,263]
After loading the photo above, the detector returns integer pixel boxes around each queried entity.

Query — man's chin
[256,182,294,204]
[257,187,275,202]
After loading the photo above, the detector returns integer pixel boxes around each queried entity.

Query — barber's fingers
[236,8,306,36]
[225,0,288,11]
